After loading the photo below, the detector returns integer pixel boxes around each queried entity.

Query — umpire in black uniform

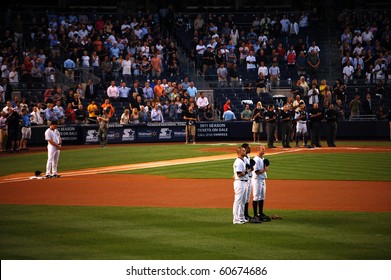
[279,104,292,148]
[264,104,277,148]
[324,103,338,147]
[308,102,323,147]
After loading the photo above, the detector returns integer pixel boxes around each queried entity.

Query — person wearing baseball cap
[44,119,62,178]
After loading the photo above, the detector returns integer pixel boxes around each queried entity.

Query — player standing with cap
[252,145,269,220]
[45,120,62,178]
[232,146,249,224]
[241,143,253,221]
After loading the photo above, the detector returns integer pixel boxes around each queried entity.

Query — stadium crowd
[0,6,390,151]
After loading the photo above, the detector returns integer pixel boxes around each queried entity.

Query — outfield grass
[1,205,390,260]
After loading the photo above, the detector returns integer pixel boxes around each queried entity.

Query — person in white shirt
[81,51,90,67]
[106,80,119,102]
[232,146,248,224]
[342,60,355,84]
[307,83,320,105]
[196,91,209,121]
[361,27,374,44]
[246,51,257,71]
[45,120,62,178]
[308,41,320,56]
[121,54,132,84]
[257,61,269,78]
[30,106,44,125]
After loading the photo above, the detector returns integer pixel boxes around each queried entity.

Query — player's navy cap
[51,120,58,125]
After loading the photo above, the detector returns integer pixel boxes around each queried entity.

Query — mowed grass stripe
[1,205,390,260]
[122,152,391,181]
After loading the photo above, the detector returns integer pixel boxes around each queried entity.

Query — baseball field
[0,140,390,260]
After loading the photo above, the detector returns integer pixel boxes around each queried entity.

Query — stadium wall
[29,120,390,146]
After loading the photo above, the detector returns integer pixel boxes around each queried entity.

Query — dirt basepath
[0,174,390,212]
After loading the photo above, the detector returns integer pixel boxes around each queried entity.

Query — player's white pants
[244,178,252,203]
[296,121,307,134]
[233,180,246,223]
[46,145,60,176]
[252,177,266,201]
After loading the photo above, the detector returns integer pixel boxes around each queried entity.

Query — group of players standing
[251,99,338,149]
[233,143,270,224]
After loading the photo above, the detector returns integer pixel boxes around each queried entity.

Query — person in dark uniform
[183,102,197,144]
[279,104,292,148]
[264,104,277,148]
[308,102,323,147]
[5,108,20,152]
[325,103,338,147]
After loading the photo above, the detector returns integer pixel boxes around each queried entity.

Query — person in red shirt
[223,99,231,112]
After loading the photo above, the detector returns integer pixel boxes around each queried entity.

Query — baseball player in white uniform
[252,145,269,219]
[232,146,249,224]
[45,120,62,178]
[294,102,308,147]
[241,143,253,221]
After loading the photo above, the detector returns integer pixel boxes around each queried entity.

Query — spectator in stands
[101,99,115,119]
[85,79,97,100]
[0,111,7,151]
[223,99,232,112]
[228,63,240,87]
[308,83,320,105]
[286,45,297,78]
[349,94,361,120]
[202,46,215,80]
[151,102,164,122]
[118,81,130,102]
[74,104,87,124]
[246,50,257,78]
[5,108,20,153]
[362,26,374,45]
[241,104,252,121]
[43,103,57,125]
[30,106,44,126]
[1,79,12,104]
[100,55,112,83]
[307,49,320,80]
[333,79,347,104]
[107,80,119,103]
[87,100,98,124]
[150,52,162,78]
[362,92,375,115]
[373,58,386,82]
[8,66,19,87]
[223,108,236,121]
[204,104,214,121]
[120,108,131,124]
[217,63,228,87]
[196,91,209,121]
[71,92,82,110]
[63,57,76,81]
[54,100,65,125]
[256,72,267,97]
[186,82,197,98]
[269,61,280,88]
[343,60,355,84]
[296,51,307,77]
